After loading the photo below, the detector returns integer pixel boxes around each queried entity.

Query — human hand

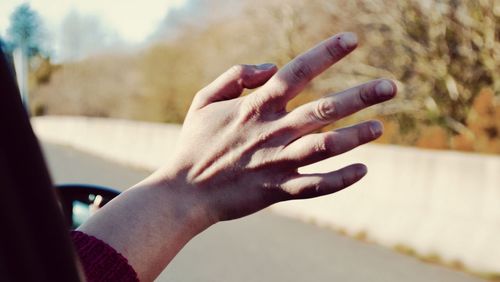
[154,32,397,223]
[78,32,397,281]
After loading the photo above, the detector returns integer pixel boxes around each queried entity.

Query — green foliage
[7,4,43,57]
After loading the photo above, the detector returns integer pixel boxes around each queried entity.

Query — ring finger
[275,120,383,168]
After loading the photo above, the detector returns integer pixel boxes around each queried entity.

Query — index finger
[261,32,358,109]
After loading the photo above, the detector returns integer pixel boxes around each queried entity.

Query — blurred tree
[324,0,500,135]
[6,3,47,112]
[59,10,122,62]
[28,0,500,153]
[7,3,43,58]
[141,42,204,123]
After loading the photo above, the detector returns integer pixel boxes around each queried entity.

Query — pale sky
[0,0,188,44]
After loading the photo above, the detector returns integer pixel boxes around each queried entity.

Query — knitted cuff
[70,230,139,282]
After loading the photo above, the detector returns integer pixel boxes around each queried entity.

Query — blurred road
[42,142,485,282]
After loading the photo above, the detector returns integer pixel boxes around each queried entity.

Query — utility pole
[13,46,29,113]
[7,3,42,116]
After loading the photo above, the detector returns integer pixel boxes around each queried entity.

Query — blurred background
[1,0,499,281]
[1,0,499,153]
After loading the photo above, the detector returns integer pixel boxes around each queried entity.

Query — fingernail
[370,121,383,137]
[375,80,394,99]
[356,165,367,178]
[256,63,276,70]
[339,32,358,50]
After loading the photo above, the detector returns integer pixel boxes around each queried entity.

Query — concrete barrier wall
[32,116,181,170]
[32,116,500,274]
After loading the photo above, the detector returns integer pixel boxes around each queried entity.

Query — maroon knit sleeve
[71,230,139,282]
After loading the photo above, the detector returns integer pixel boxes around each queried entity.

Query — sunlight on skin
[78,32,397,281]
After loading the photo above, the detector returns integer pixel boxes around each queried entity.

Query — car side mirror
[56,184,120,229]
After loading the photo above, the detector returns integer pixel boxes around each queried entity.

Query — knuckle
[340,169,357,188]
[238,98,263,122]
[257,130,273,144]
[312,136,330,157]
[290,57,313,83]
[194,88,205,99]
[312,99,336,122]
[312,181,323,194]
[311,177,329,196]
[262,180,282,192]
[229,64,253,87]
[353,128,364,145]
[193,87,209,104]
[359,84,374,105]
[340,172,349,188]
[252,126,292,151]
[298,179,324,198]
[359,123,372,142]
[325,43,342,61]
[229,64,246,77]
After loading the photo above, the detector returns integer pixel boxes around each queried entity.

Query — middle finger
[281,79,397,140]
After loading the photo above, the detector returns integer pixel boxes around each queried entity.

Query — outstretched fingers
[283,79,396,138]
[258,32,358,109]
[192,63,277,109]
[280,164,367,199]
[276,120,383,168]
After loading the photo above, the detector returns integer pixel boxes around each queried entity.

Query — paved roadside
[42,142,485,282]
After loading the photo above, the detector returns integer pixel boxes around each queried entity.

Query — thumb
[192,63,277,109]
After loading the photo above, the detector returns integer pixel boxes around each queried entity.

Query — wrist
[135,168,217,233]
[78,171,216,281]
